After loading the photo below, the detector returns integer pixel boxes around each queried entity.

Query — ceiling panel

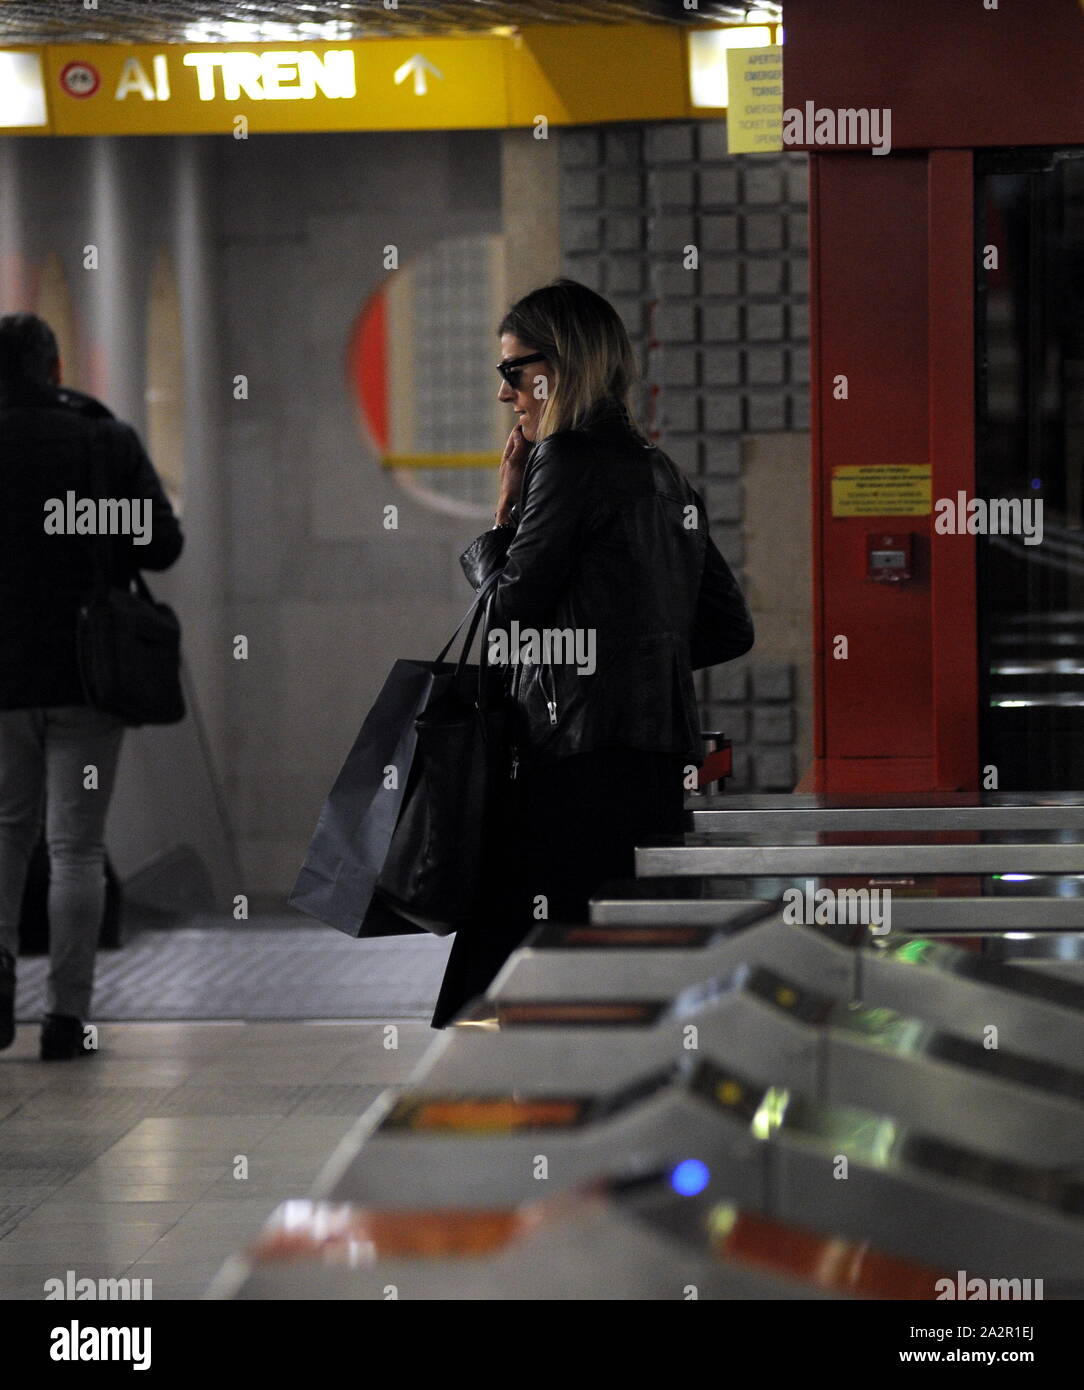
[0,1,781,46]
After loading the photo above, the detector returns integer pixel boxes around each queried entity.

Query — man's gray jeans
[0,705,125,1019]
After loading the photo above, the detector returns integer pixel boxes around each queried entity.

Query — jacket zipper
[544,663,558,726]
[509,658,522,779]
[508,661,558,780]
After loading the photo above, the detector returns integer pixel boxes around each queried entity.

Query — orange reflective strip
[497,1001,656,1025]
[557,927,707,947]
[717,1209,945,1299]
[251,1209,523,1261]
[407,1098,585,1131]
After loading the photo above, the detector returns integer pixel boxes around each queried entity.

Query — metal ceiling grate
[0,1,781,46]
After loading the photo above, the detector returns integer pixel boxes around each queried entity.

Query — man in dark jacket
[0,313,183,1059]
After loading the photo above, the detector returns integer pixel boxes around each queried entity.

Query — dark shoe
[40,1014,91,1061]
[0,948,14,1050]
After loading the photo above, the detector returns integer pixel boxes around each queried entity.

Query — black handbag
[76,425,185,726]
[373,571,514,935]
[289,569,510,938]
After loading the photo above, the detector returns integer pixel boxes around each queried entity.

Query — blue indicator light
[670,1159,710,1196]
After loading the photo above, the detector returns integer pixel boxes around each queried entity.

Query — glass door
[975,148,1084,790]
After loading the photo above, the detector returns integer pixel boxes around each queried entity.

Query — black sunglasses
[497,352,548,388]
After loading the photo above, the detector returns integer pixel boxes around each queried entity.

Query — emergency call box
[866,532,913,583]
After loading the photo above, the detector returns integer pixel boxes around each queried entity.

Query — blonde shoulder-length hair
[498,278,648,443]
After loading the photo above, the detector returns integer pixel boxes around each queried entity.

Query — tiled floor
[0,1020,438,1299]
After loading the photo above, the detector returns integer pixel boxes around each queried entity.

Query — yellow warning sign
[724,45,783,154]
[831,465,932,517]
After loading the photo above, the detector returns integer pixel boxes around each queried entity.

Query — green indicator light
[706,1204,739,1241]
[895,939,934,965]
[751,1086,790,1140]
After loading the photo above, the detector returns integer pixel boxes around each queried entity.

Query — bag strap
[451,580,500,711]
[434,566,502,664]
[85,424,111,599]
[477,585,501,711]
[132,570,156,603]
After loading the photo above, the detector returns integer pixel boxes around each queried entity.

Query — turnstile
[487,908,1084,1068]
[590,875,1084,931]
[689,792,1084,833]
[215,790,1084,1301]
[322,1058,1084,1282]
[212,1177,952,1302]
[409,966,1084,1167]
[637,829,1084,878]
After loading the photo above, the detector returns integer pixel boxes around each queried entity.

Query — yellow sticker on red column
[724,45,783,153]
[831,465,932,517]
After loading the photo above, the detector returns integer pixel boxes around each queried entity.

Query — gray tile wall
[210,131,505,886]
[559,120,809,791]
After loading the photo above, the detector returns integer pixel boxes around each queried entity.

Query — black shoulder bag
[373,571,515,934]
[76,424,185,726]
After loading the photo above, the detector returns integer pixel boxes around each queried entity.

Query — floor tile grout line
[115,1192,205,1277]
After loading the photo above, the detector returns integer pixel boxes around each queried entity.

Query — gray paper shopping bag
[288,658,436,937]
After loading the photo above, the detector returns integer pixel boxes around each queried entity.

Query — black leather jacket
[459,398,754,766]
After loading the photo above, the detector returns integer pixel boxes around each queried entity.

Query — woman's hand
[495,423,530,523]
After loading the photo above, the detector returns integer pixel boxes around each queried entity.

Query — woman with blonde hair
[432,278,753,1027]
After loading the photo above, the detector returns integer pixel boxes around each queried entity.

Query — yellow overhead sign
[0,25,771,136]
[45,39,507,134]
[507,25,688,127]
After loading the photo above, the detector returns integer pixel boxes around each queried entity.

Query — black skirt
[431,746,688,1028]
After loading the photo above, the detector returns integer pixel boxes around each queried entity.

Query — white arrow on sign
[393,53,444,97]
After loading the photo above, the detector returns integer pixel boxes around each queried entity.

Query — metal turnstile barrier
[636,830,1084,878]
[486,908,1084,1068]
[318,1058,1084,1282]
[405,965,1084,1167]
[212,793,1084,1300]
[590,875,1084,930]
[211,1178,961,1301]
[688,792,1084,834]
